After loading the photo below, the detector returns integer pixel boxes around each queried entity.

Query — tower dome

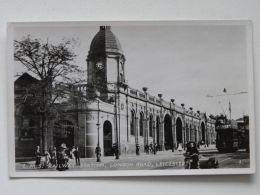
[89,26,123,55]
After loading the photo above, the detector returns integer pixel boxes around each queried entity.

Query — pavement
[16,150,185,171]
[16,145,249,171]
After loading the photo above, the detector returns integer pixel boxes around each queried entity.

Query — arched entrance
[156,116,160,146]
[149,115,153,138]
[54,120,74,148]
[201,122,206,143]
[139,112,144,136]
[176,117,183,145]
[130,110,135,136]
[164,114,173,150]
[103,120,113,156]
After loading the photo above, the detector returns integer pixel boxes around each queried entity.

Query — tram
[215,115,249,152]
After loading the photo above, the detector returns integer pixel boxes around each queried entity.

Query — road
[16,149,250,171]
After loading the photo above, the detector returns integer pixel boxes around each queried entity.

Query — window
[130,110,135,135]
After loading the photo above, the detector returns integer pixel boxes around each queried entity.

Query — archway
[176,117,183,145]
[201,122,206,143]
[130,110,135,136]
[103,120,113,156]
[53,120,74,149]
[139,112,144,136]
[149,115,153,138]
[164,114,173,150]
[156,116,160,146]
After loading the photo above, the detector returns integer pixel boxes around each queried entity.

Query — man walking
[73,146,81,166]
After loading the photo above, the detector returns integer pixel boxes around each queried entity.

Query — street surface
[16,148,250,171]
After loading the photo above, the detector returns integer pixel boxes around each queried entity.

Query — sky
[12,22,250,119]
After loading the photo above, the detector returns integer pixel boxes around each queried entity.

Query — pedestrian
[145,144,149,154]
[35,145,41,168]
[56,144,69,171]
[149,142,153,154]
[50,147,57,166]
[185,142,199,169]
[177,143,183,152]
[41,150,51,169]
[71,146,76,160]
[136,144,140,155]
[114,143,119,159]
[48,147,52,157]
[73,146,81,166]
[156,144,160,152]
[56,147,63,171]
[95,144,101,162]
[112,143,116,156]
[153,143,157,154]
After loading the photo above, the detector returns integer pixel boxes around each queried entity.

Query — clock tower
[87,26,126,101]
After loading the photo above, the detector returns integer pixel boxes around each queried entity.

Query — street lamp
[95,90,101,162]
[189,107,193,142]
[158,93,163,150]
[170,98,175,152]
[181,103,185,150]
[112,86,120,160]
[142,87,148,146]
[197,110,201,144]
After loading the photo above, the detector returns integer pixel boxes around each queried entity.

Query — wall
[0,0,259,195]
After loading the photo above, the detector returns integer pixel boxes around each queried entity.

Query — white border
[7,20,256,177]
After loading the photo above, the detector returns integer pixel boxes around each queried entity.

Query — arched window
[103,120,113,156]
[186,123,189,142]
[130,110,135,135]
[156,116,160,145]
[149,115,153,137]
[139,112,144,136]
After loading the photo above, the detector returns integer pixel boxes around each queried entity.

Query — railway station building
[15,26,216,158]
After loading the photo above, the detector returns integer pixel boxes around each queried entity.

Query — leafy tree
[14,35,85,153]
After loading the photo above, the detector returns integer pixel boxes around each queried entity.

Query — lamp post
[113,84,120,160]
[197,110,201,144]
[189,107,193,142]
[142,87,148,146]
[95,91,101,162]
[158,93,163,150]
[170,99,175,152]
[181,103,185,150]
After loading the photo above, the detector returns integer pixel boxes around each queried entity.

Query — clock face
[95,61,104,71]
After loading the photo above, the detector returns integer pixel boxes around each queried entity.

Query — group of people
[35,144,80,171]
[144,142,159,155]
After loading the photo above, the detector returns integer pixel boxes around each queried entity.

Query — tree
[14,35,84,153]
